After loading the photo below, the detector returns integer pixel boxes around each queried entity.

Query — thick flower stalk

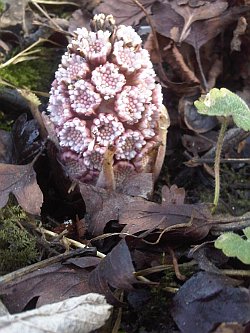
[46,14,169,187]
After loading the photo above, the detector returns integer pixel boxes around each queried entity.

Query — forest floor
[0,1,249,332]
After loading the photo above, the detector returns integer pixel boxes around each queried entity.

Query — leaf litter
[0,0,250,332]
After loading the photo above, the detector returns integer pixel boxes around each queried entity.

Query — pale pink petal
[83,145,106,170]
[91,62,126,100]
[55,52,90,83]
[116,25,142,47]
[58,118,91,153]
[113,41,150,73]
[68,80,101,116]
[114,86,151,125]
[115,130,146,160]
[69,28,112,65]
[92,113,125,146]
[139,103,159,139]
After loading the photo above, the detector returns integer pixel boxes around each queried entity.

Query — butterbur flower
[45,14,170,188]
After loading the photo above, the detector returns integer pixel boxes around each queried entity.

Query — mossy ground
[0,203,39,273]
[0,50,61,92]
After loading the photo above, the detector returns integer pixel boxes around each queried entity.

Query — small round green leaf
[215,230,250,265]
[194,88,250,131]
[243,226,250,239]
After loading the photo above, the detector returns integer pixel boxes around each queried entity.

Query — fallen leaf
[171,272,250,333]
[80,183,145,236]
[0,130,12,164]
[0,300,8,317]
[152,3,249,49]
[11,113,40,164]
[189,244,227,274]
[156,34,200,85]
[0,293,112,333]
[179,96,218,133]
[68,9,92,33]
[0,243,137,311]
[94,0,156,26]
[0,0,29,29]
[119,186,212,242]
[116,173,153,198]
[0,263,93,313]
[89,239,137,303]
[212,322,245,333]
[169,0,228,43]
[161,185,185,205]
[182,134,213,154]
[0,160,43,215]
[230,16,247,52]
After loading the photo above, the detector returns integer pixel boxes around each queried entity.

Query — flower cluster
[46,14,169,185]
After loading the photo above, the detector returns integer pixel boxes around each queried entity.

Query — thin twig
[130,0,163,66]
[221,269,250,277]
[31,0,80,5]
[37,227,106,258]
[195,47,208,91]
[168,247,186,281]
[0,248,96,286]
[30,0,65,32]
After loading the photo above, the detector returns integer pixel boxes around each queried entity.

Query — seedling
[194,88,250,212]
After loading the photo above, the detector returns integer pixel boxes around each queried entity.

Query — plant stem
[213,117,228,213]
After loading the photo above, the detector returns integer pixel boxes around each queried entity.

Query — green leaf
[194,88,250,131]
[215,229,250,264]
[243,227,250,239]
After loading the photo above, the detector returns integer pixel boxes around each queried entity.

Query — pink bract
[46,14,169,186]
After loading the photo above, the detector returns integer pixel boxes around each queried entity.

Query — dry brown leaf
[179,96,218,133]
[119,186,212,242]
[80,183,145,236]
[0,161,43,215]
[152,3,249,50]
[0,263,93,313]
[0,130,12,164]
[94,0,156,26]
[162,184,186,205]
[68,9,92,33]
[230,16,247,52]
[170,0,228,42]
[89,239,137,304]
[172,272,250,333]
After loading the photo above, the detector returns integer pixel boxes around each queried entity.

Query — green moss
[0,111,13,131]
[0,51,61,92]
[0,0,4,14]
[0,204,39,273]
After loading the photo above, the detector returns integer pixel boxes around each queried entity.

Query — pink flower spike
[152,84,163,108]
[139,103,159,139]
[116,25,142,47]
[92,113,125,146]
[47,95,73,126]
[55,52,90,83]
[68,80,101,117]
[69,28,112,65]
[58,118,91,153]
[113,41,149,73]
[134,67,156,90]
[83,145,106,171]
[60,150,88,180]
[91,62,126,100]
[115,86,150,125]
[133,140,159,173]
[115,130,146,160]
[113,161,136,187]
